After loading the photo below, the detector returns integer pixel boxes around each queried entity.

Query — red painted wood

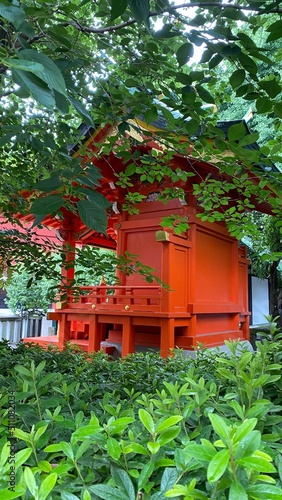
[17,128,256,357]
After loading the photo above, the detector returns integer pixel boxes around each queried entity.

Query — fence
[0,315,43,344]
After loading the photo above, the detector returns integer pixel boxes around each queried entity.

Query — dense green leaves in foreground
[1,0,282,252]
[1,324,282,498]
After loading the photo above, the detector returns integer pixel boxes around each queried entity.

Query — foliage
[1,324,282,498]
[245,213,282,280]
[0,228,61,282]
[1,0,282,269]
[3,269,56,315]
[74,247,117,286]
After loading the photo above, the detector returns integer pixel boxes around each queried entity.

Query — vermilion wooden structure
[22,118,272,356]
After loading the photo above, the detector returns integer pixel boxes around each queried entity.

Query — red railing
[68,285,163,312]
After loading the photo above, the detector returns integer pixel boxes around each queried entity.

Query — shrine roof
[69,117,279,175]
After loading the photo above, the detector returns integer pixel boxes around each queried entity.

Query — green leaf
[16,448,33,469]
[144,105,158,124]
[0,442,9,466]
[176,42,194,66]
[44,443,64,453]
[138,462,154,489]
[111,467,135,499]
[111,0,127,20]
[147,442,160,454]
[175,72,192,85]
[207,449,230,483]
[107,417,135,435]
[38,473,57,500]
[79,190,110,212]
[154,24,179,39]
[160,467,178,492]
[30,195,63,215]
[3,58,44,73]
[128,0,150,28]
[13,429,30,442]
[239,132,259,146]
[209,413,230,441]
[260,80,281,98]
[68,95,94,126]
[54,90,70,114]
[157,426,180,445]
[247,484,282,499]
[0,487,25,499]
[256,97,273,114]
[274,102,282,118]
[209,53,223,69]
[233,418,257,443]
[35,360,46,377]
[238,53,257,75]
[182,85,196,105]
[267,20,282,42]
[237,456,276,473]
[157,415,183,433]
[83,491,91,500]
[221,44,241,57]
[89,485,129,500]
[235,431,261,459]
[107,437,122,460]
[229,482,248,500]
[12,68,55,108]
[60,441,74,460]
[14,365,32,377]
[37,373,58,390]
[61,493,80,500]
[185,119,199,135]
[124,442,148,455]
[195,84,214,103]
[19,50,67,96]
[38,461,52,473]
[0,3,25,28]
[24,467,38,497]
[228,122,247,142]
[35,425,48,442]
[75,440,92,461]
[184,442,216,463]
[72,424,102,440]
[221,7,246,21]
[124,163,136,176]
[138,409,155,434]
[230,69,245,89]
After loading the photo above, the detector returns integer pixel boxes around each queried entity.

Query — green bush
[0,335,282,499]
[4,270,56,315]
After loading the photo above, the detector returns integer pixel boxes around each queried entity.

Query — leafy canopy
[1,0,282,260]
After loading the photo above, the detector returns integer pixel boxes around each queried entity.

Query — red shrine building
[18,117,274,357]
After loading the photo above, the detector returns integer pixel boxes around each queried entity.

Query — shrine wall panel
[170,245,188,311]
[195,313,238,334]
[125,229,162,288]
[194,228,234,304]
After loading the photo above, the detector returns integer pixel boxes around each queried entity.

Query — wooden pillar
[88,314,102,353]
[121,316,134,357]
[160,318,175,357]
[57,210,80,347]
[59,208,82,286]
[160,240,172,312]
[115,214,127,286]
[57,313,70,349]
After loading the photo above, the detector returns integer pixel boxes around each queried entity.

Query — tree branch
[59,2,282,35]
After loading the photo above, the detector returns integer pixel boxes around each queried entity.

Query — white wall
[251,276,269,325]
